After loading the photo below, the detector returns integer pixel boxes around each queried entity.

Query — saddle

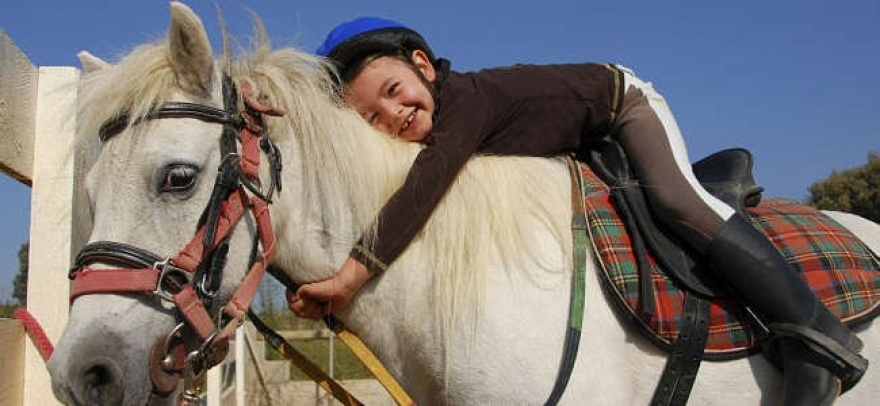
[577,138,880,404]
[585,138,763,300]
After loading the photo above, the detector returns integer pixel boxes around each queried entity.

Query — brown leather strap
[70,268,160,302]
[650,293,711,405]
[173,286,216,341]
[172,190,248,272]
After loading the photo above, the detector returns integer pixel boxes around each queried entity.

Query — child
[289,17,866,403]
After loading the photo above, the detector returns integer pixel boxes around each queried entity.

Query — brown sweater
[351,63,623,273]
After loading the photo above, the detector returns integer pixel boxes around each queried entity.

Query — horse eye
[160,165,199,193]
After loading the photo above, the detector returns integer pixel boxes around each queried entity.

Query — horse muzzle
[49,344,131,405]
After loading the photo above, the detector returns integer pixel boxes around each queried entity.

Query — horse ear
[168,1,214,94]
[77,51,110,73]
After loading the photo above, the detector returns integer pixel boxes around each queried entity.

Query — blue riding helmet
[316,17,437,82]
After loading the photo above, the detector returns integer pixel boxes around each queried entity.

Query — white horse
[48,2,879,405]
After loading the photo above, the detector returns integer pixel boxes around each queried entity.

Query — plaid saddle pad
[578,162,880,359]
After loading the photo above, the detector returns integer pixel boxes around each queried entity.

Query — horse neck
[268,108,580,392]
[271,104,418,279]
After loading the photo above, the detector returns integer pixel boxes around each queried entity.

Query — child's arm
[289,132,484,319]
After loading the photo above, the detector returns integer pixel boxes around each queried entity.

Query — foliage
[254,308,371,380]
[0,302,15,318]
[808,152,880,223]
[254,272,370,380]
[278,337,372,380]
[13,242,29,305]
[257,306,323,331]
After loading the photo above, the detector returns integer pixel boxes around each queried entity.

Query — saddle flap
[577,160,880,358]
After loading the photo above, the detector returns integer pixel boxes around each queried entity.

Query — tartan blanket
[579,162,880,359]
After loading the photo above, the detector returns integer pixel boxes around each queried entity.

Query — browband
[99,102,243,142]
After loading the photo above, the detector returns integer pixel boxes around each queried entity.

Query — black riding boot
[705,215,867,405]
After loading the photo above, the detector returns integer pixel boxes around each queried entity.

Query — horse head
[48,3,288,404]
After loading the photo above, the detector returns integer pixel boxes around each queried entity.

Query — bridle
[68,75,283,402]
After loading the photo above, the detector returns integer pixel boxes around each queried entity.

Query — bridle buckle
[154,259,193,301]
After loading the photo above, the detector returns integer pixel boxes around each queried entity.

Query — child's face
[344,51,437,142]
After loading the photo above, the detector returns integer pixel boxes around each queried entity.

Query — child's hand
[287,257,372,320]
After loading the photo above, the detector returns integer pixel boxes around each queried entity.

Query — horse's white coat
[48,2,878,405]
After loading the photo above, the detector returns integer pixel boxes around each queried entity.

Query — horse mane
[76,16,572,339]
[237,39,573,336]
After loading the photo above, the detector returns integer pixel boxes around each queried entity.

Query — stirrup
[765,322,868,393]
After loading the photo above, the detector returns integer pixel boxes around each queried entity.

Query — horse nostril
[77,361,124,405]
[85,365,111,385]
[84,365,111,397]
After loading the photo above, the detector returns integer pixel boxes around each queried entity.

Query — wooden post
[0,319,25,406]
[0,30,37,185]
[23,65,81,406]
[3,29,89,405]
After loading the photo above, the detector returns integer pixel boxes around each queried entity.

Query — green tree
[808,152,880,222]
[0,301,14,318]
[13,242,28,305]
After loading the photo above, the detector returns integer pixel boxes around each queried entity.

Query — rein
[69,76,281,401]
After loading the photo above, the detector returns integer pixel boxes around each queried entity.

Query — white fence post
[2,30,86,406]
[236,327,246,406]
[207,360,222,405]
[23,65,81,406]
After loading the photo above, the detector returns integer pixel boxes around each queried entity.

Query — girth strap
[544,157,589,405]
[650,293,711,405]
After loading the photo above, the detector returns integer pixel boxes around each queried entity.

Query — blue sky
[1,0,878,302]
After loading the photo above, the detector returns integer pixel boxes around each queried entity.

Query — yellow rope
[249,310,415,405]
[329,319,416,406]
[248,312,363,405]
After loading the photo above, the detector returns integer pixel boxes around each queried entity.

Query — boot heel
[768,323,867,393]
